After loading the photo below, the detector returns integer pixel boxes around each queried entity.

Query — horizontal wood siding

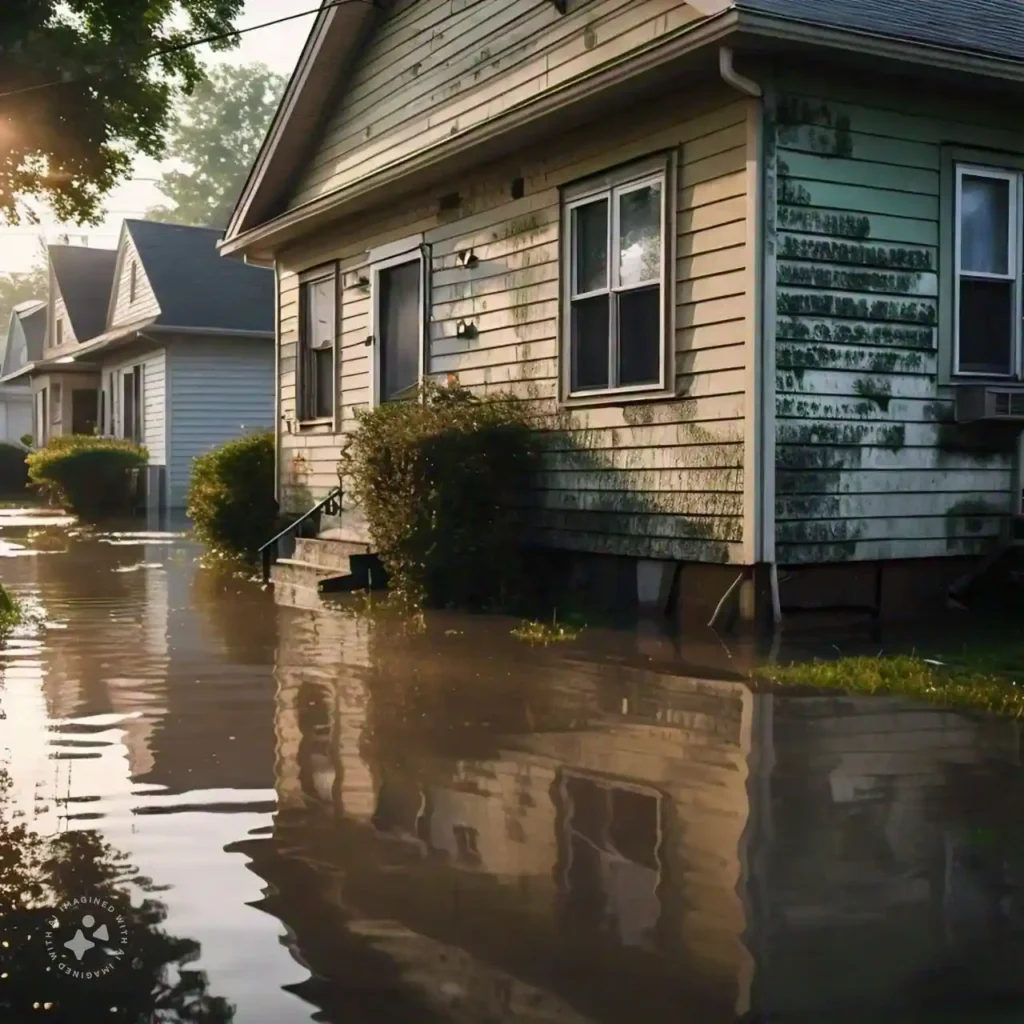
[279,85,753,563]
[167,339,275,508]
[771,85,1020,565]
[288,0,705,209]
[109,233,161,328]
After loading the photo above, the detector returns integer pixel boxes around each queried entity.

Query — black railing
[259,487,342,584]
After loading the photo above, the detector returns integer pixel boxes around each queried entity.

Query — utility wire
[0,0,380,101]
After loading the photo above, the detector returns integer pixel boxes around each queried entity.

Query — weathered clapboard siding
[108,233,161,328]
[166,339,274,507]
[770,85,1021,565]
[105,349,167,464]
[278,84,755,563]
[288,0,706,209]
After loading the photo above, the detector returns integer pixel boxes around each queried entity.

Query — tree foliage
[147,62,286,229]
[0,0,245,226]
[0,263,48,333]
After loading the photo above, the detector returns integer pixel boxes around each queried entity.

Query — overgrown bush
[339,381,541,607]
[187,430,277,558]
[0,584,20,643]
[26,435,147,516]
[0,442,28,497]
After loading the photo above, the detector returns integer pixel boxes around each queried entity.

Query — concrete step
[270,558,348,590]
[293,537,370,571]
[271,580,327,611]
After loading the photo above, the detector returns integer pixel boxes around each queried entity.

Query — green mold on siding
[777,264,928,295]
[852,378,893,412]
[944,498,1004,552]
[778,293,935,324]
[777,344,925,374]
[777,317,934,350]
[778,236,934,270]
[777,208,872,239]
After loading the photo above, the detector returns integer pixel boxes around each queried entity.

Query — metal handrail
[259,487,341,583]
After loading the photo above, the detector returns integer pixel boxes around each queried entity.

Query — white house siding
[166,338,274,508]
[769,77,1022,565]
[105,348,167,464]
[0,389,31,444]
[289,0,707,210]
[108,231,161,327]
[279,83,756,564]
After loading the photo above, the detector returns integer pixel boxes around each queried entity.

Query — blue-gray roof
[124,220,273,334]
[49,245,118,342]
[735,0,1024,63]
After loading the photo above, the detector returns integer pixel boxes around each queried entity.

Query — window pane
[379,260,421,401]
[571,294,609,390]
[619,183,662,287]
[313,348,334,418]
[308,278,335,349]
[959,277,1014,374]
[961,175,1010,275]
[617,286,661,386]
[573,199,608,294]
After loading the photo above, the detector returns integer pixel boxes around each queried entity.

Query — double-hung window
[954,164,1023,377]
[299,267,337,421]
[562,156,670,398]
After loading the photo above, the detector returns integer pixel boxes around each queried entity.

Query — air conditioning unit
[955,386,1024,424]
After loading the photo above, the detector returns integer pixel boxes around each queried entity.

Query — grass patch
[510,611,584,646]
[762,652,1024,718]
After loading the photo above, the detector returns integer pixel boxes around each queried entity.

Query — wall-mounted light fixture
[344,270,370,291]
[456,248,478,269]
[456,320,478,340]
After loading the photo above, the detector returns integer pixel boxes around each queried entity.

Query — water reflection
[1,515,1024,1021]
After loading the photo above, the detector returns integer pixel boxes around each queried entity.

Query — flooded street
[1,515,1024,1022]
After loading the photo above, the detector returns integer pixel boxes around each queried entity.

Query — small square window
[563,162,668,398]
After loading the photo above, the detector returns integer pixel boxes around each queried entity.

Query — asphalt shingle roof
[735,0,1024,63]
[18,303,47,360]
[48,245,118,342]
[124,220,273,334]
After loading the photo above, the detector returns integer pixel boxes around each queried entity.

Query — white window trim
[560,153,674,403]
[297,264,338,425]
[953,162,1023,379]
[367,246,427,409]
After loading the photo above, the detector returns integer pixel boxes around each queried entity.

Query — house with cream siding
[221,0,1024,624]
[0,223,275,512]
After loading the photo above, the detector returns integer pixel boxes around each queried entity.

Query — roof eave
[734,9,1024,84]
[220,9,742,258]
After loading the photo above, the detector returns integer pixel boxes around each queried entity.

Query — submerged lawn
[762,646,1024,718]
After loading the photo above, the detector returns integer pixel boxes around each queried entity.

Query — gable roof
[49,245,118,341]
[222,0,1024,254]
[124,220,273,334]
[734,0,1024,63]
[16,302,47,359]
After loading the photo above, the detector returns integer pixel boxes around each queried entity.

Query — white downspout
[719,47,783,627]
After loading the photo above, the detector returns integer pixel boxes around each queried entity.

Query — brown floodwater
[1,510,1024,1023]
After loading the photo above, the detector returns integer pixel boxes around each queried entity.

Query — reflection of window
[562,158,668,397]
[954,165,1022,376]
[559,772,662,949]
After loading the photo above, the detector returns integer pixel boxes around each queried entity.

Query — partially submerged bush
[0,442,28,497]
[339,381,540,607]
[26,435,147,516]
[187,430,277,558]
[0,583,20,642]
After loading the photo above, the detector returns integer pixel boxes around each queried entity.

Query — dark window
[129,260,138,304]
[955,168,1018,375]
[121,367,143,442]
[71,390,99,435]
[55,319,63,347]
[567,175,664,393]
[378,259,421,402]
[299,273,336,420]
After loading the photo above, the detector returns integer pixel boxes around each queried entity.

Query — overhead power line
[0,0,380,101]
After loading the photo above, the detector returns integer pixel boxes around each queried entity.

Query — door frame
[368,246,427,409]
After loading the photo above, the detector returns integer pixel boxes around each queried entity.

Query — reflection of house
[0,300,45,443]
[262,608,1024,1022]
[0,225,274,510]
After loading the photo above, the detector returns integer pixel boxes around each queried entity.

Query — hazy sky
[0,0,317,275]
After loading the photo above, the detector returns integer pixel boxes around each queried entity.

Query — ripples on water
[0,511,1022,1022]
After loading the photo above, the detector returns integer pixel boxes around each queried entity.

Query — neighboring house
[0,300,46,444]
[219,0,1024,623]
[1,223,275,511]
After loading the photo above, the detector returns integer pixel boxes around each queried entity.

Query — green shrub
[19,433,32,449]
[0,584,20,643]
[0,442,28,497]
[187,430,277,558]
[26,435,147,516]
[339,381,541,608]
